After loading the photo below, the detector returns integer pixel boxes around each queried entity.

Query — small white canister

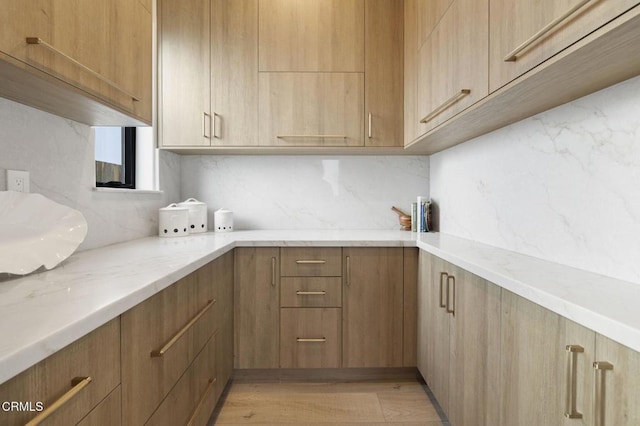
[158,203,189,237]
[178,198,208,233]
[214,208,233,232]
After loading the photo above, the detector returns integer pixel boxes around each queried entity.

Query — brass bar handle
[151,299,216,357]
[346,256,351,287]
[271,257,276,287]
[504,0,592,62]
[439,272,448,308]
[296,291,327,295]
[186,377,217,426]
[446,275,455,315]
[25,376,92,426]
[26,37,140,101]
[368,113,372,138]
[593,361,613,426]
[297,337,327,342]
[277,135,347,139]
[295,260,327,264]
[420,89,471,124]
[565,345,585,419]
[203,112,211,139]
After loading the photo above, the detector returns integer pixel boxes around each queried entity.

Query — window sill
[93,187,164,195]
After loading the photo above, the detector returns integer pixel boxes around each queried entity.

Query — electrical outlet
[7,170,30,193]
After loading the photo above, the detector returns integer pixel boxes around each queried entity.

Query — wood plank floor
[209,379,448,425]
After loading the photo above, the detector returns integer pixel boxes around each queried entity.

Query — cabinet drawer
[146,334,218,426]
[77,385,121,426]
[0,318,120,426]
[281,277,342,307]
[280,247,342,276]
[280,308,342,368]
[121,263,218,425]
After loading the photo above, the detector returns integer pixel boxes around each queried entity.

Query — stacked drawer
[279,248,342,368]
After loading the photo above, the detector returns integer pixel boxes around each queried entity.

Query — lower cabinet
[0,318,121,425]
[418,251,501,426]
[280,308,342,368]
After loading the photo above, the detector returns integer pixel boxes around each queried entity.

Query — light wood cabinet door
[364,0,403,147]
[500,290,596,426]
[159,0,211,146]
[403,248,418,367]
[0,319,120,426]
[211,0,258,146]
[403,0,419,146]
[258,72,365,147]
[234,247,280,368]
[448,265,501,426]
[416,0,488,135]
[595,335,640,426]
[258,0,365,72]
[280,308,342,368]
[213,251,234,401]
[342,247,403,368]
[489,0,639,92]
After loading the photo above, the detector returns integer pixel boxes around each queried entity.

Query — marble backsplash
[181,155,430,230]
[0,97,181,251]
[430,75,640,285]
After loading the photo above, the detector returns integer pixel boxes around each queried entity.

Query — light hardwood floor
[209,378,448,425]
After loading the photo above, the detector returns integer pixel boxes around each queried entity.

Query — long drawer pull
[439,272,448,308]
[368,113,373,139]
[446,275,456,315]
[295,260,327,264]
[26,37,140,101]
[297,338,327,343]
[25,376,92,426]
[296,291,327,295]
[504,0,592,62]
[420,89,471,124]
[593,361,614,426]
[345,256,351,287]
[186,377,217,426]
[565,345,584,419]
[151,299,216,357]
[271,257,277,287]
[277,135,347,139]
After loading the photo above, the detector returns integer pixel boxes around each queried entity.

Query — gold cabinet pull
[446,275,456,315]
[439,272,448,308]
[593,361,613,426]
[296,291,327,295]
[151,299,216,357]
[277,135,347,139]
[186,377,217,426]
[368,113,372,138]
[345,256,351,287]
[504,0,592,62]
[25,376,92,426]
[297,337,327,342]
[203,112,211,139]
[565,345,585,419]
[295,260,327,264]
[420,89,471,124]
[26,37,140,102]
[271,257,277,287]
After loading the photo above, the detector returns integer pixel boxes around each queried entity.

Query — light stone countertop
[1,230,638,385]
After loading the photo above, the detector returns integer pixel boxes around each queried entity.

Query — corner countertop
[1,230,639,385]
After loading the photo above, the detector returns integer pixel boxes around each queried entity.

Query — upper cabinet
[258,0,364,72]
[490,0,639,92]
[0,0,152,125]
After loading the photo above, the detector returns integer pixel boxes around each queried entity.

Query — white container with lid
[158,203,189,237]
[177,198,208,233]
[214,208,233,232]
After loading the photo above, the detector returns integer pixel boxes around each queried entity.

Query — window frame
[95,127,136,189]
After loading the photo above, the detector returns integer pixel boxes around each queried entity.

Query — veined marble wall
[430,75,640,285]
[181,155,429,230]
[0,98,181,250]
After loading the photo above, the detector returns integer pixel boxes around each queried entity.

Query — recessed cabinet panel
[259,73,365,147]
[489,0,639,92]
[258,0,364,72]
